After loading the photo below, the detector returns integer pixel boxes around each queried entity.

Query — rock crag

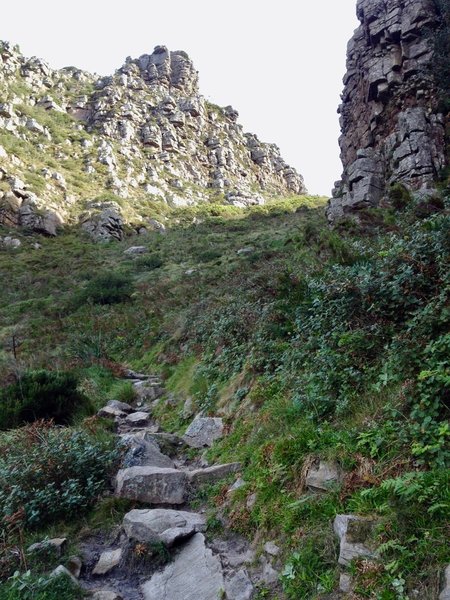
[0,42,305,239]
[328,0,448,222]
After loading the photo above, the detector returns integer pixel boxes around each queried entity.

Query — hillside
[0,1,449,599]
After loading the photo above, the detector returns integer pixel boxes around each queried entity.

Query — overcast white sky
[2,1,359,195]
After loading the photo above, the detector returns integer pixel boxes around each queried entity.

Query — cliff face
[0,42,305,238]
[328,0,447,223]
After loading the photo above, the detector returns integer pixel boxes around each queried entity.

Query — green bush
[77,272,134,305]
[134,253,163,271]
[0,570,82,600]
[0,370,92,430]
[0,423,119,529]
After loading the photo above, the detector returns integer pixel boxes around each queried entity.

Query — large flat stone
[123,508,206,546]
[141,533,224,600]
[115,466,187,504]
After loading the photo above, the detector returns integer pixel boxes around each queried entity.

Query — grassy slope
[0,194,449,599]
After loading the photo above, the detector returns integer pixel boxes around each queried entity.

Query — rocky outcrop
[328,0,447,222]
[0,40,306,238]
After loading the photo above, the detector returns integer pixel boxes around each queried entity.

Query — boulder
[305,461,342,492]
[106,400,134,413]
[121,435,174,469]
[188,463,241,486]
[125,411,150,427]
[183,416,224,448]
[92,549,122,575]
[80,203,124,242]
[333,515,377,566]
[225,569,254,600]
[115,466,187,504]
[123,508,206,546]
[28,537,67,556]
[98,405,127,419]
[1,236,21,248]
[133,380,165,402]
[19,202,64,236]
[0,192,22,227]
[140,533,224,600]
[440,565,450,600]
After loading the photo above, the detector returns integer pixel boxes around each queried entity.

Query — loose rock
[183,416,224,448]
[123,508,206,546]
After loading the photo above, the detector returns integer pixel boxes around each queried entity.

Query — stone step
[123,508,206,547]
[115,466,187,504]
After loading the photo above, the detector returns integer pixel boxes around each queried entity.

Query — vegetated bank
[0,190,448,598]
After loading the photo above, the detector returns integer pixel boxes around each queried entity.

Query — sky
[1,1,359,196]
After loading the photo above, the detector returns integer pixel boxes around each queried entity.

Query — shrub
[0,422,120,529]
[78,272,134,305]
[389,183,411,210]
[134,254,163,271]
[0,570,82,600]
[0,370,92,430]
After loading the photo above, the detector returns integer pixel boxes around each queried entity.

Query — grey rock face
[140,533,224,600]
[123,508,206,546]
[328,0,446,222]
[183,416,224,448]
[333,514,377,566]
[305,460,342,492]
[80,202,124,242]
[115,466,187,504]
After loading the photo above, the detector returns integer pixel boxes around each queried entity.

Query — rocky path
[70,371,275,600]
